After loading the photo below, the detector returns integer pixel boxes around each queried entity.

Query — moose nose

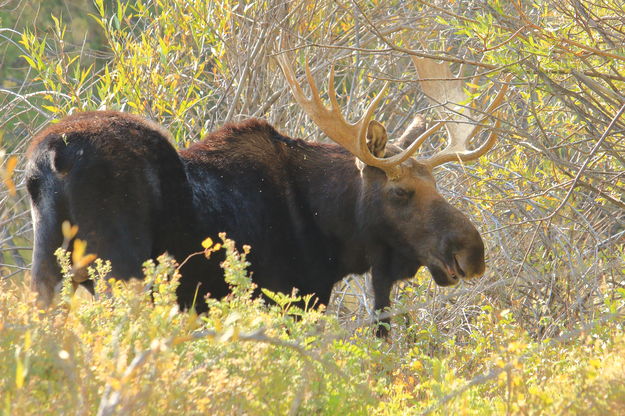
[453,222,486,279]
[454,245,485,279]
[430,199,487,280]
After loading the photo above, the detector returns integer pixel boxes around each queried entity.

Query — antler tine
[411,55,511,168]
[424,74,511,167]
[385,121,446,165]
[303,61,324,110]
[276,47,355,152]
[327,65,340,111]
[424,118,501,167]
[276,49,310,110]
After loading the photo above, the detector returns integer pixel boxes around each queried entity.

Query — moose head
[277,47,510,331]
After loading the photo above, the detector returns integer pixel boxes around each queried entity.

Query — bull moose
[26,55,508,335]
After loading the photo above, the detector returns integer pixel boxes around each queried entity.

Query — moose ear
[366,120,388,158]
[357,120,389,176]
[49,138,78,177]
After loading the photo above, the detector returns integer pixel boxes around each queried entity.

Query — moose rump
[26,112,196,305]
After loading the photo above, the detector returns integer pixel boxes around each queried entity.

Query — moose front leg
[371,268,394,338]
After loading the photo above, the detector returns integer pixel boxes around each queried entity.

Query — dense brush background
[0,0,624,414]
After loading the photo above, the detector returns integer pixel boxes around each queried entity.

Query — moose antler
[411,56,511,168]
[276,43,445,177]
[276,37,509,173]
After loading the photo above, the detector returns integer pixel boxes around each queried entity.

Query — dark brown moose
[26,55,508,335]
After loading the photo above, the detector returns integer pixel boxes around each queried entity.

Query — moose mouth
[427,255,465,286]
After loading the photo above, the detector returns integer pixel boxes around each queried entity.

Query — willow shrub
[0,236,380,415]
[1,235,625,415]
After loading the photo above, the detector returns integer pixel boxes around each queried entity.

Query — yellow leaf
[62,220,79,241]
[201,237,213,249]
[42,105,61,114]
[411,360,423,371]
[24,331,31,351]
[55,63,63,79]
[74,254,97,270]
[5,155,16,174]
[15,351,24,389]
[107,378,122,391]
[172,335,192,346]
[15,363,24,389]
[72,239,87,264]
[72,239,96,269]
[2,156,18,196]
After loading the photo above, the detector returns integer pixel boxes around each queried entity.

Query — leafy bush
[1,236,374,415]
[1,236,625,414]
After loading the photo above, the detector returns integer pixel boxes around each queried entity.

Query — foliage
[0,0,624,414]
[1,239,625,415]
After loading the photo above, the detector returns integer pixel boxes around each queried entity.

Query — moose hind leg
[66,169,155,285]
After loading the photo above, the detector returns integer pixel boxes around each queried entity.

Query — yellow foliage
[1,155,17,196]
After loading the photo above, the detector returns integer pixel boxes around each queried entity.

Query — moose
[26,54,508,335]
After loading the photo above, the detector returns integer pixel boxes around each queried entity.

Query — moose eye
[390,187,413,200]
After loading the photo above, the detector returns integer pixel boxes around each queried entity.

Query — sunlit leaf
[14,347,24,389]
[74,254,97,271]
[201,237,213,249]
[72,239,96,270]
[42,105,61,114]
[2,156,17,196]
[62,221,79,242]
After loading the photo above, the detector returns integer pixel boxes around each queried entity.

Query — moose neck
[286,140,371,273]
